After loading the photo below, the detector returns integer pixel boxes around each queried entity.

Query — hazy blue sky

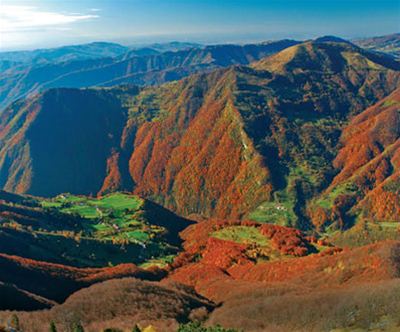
[1,0,399,51]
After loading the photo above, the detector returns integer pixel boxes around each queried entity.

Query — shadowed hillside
[0,86,135,196]
[0,254,164,310]
[0,278,215,332]
[0,190,190,267]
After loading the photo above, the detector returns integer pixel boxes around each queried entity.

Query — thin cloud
[0,5,99,33]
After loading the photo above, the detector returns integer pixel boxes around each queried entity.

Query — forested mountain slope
[0,38,399,228]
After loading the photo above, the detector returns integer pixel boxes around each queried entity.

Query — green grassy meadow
[0,192,182,267]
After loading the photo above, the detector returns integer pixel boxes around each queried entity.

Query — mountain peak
[252,35,400,73]
[314,35,353,44]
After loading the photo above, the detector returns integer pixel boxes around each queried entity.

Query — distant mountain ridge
[0,42,129,65]
[3,34,399,112]
[0,39,300,110]
[353,33,400,58]
[136,41,203,52]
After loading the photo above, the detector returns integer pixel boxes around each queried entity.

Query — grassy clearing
[139,255,176,268]
[213,226,269,246]
[248,166,302,226]
[248,199,296,225]
[125,230,150,241]
[40,201,63,208]
[63,205,99,219]
[379,222,400,228]
[247,154,329,226]
[316,182,358,209]
[27,192,181,266]
[40,193,152,243]
[95,193,143,210]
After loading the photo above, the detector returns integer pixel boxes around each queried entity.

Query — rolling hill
[0,42,129,65]
[166,217,400,331]
[0,253,163,310]
[0,188,190,311]
[0,278,215,332]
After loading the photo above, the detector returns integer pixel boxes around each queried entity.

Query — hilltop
[0,278,215,332]
[0,42,129,65]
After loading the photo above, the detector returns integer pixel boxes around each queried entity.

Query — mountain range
[354,33,400,58]
[0,34,399,332]
[1,37,399,226]
[0,39,299,111]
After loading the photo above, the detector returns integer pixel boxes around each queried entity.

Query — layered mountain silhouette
[1,38,399,229]
[354,33,400,58]
[0,42,129,65]
[0,40,299,110]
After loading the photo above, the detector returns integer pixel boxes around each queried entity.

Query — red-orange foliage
[99,150,123,195]
[259,224,310,256]
[316,87,400,225]
[202,238,250,270]
[178,219,315,260]
[170,225,400,306]
[124,70,272,219]
[227,240,399,286]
